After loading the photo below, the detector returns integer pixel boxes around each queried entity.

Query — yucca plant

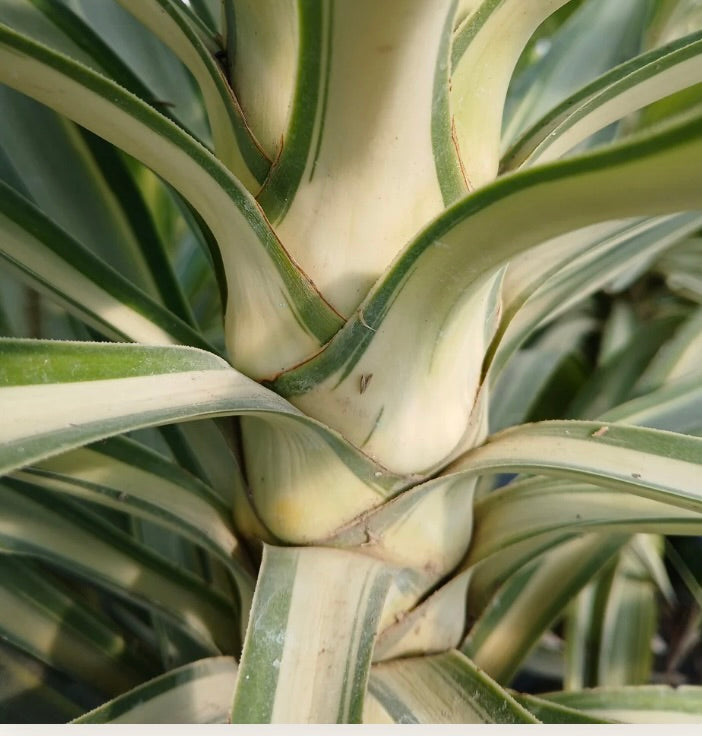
[2,0,702,724]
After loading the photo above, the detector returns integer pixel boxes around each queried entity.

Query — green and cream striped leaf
[60,0,211,142]
[513,692,612,724]
[257,0,457,317]
[655,235,702,304]
[565,540,658,688]
[231,545,390,724]
[0,0,97,69]
[461,534,626,682]
[636,307,702,394]
[539,686,702,723]
[26,0,199,133]
[0,23,342,376]
[272,112,702,474]
[0,478,237,654]
[450,0,571,190]
[12,435,252,589]
[365,650,538,724]
[0,556,152,697]
[75,656,238,724]
[172,0,220,52]
[0,181,212,349]
[116,0,269,189]
[501,30,702,171]
[469,480,702,568]
[486,213,702,383]
[501,0,650,148]
[229,0,301,163]
[0,339,406,543]
[449,420,702,516]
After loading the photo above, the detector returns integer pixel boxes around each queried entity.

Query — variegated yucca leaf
[2,0,702,724]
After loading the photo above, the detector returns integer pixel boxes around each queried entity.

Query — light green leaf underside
[502,30,702,170]
[365,650,538,724]
[273,111,702,474]
[450,0,571,189]
[232,545,390,724]
[0,23,342,377]
[116,0,269,189]
[259,0,454,317]
[462,534,627,683]
[0,556,150,696]
[0,340,404,542]
[0,477,236,654]
[0,180,212,349]
[75,656,238,724]
[540,686,702,723]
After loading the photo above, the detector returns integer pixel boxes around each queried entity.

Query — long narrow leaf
[75,657,237,724]
[0,23,342,377]
[231,545,391,723]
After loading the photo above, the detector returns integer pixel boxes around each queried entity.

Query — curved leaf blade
[75,656,238,724]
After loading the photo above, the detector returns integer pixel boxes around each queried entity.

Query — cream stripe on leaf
[449,0,572,190]
[229,0,301,165]
[365,650,538,724]
[272,112,702,475]
[75,657,238,724]
[231,545,391,724]
[257,0,457,317]
[462,534,627,683]
[0,340,406,543]
[0,24,342,378]
[539,686,702,723]
[0,181,213,349]
[501,31,702,171]
[116,0,270,189]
